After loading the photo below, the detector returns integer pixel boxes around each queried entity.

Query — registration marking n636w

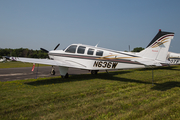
[93,61,118,69]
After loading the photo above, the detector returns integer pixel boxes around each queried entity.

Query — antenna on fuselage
[95,42,100,47]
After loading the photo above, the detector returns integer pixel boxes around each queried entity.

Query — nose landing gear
[50,66,55,75]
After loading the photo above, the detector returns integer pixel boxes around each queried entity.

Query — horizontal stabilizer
[132,59,162,66]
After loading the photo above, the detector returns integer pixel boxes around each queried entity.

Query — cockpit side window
[96,50,103,56]
[87,48,94,55]
[65,45,77,53]
[77,46,86,54]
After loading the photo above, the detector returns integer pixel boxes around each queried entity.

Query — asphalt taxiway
[0,66,90,82]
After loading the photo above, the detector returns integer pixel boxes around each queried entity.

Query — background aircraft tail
[139,30,174,62]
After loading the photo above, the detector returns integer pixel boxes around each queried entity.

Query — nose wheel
[50,66,55,75]
[51,69,55,75]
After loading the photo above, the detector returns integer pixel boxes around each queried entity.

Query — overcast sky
[1,0,180,52]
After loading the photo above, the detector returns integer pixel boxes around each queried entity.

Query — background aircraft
[167,52,180,64]
[9,30,174,78]
[0,56,7,63]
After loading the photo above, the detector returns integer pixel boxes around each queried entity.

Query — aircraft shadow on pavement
[24,69,180,91]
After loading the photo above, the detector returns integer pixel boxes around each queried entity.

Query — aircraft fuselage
[48,44,145,71]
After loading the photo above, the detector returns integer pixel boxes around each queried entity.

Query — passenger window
[77,46,86,54]
[65,45,77,53]
[96,50,103,56]
[87,48,94,55]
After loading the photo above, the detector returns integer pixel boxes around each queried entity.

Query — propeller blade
[40,48,49,53]
[54,43,60,50]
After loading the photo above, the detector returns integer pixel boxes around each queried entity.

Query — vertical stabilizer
[139,30,174,62]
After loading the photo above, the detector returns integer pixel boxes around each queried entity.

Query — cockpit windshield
[65,45,77,53]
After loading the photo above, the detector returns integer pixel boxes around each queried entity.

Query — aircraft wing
[9,57,86,68]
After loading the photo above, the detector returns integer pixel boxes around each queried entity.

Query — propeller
[41,43,60,53]
[40,48,49,53]
[54,43,60,50]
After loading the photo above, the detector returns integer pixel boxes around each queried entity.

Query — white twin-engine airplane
[10,30,174,78]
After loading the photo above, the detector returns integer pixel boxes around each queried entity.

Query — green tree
[131,47,144,52]
[0,48,48,58]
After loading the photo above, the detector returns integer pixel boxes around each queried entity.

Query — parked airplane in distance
[9,30,174,78]
[167,52,180,64]
[0,56,7,62]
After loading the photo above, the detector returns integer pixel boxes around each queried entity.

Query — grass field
[0,65,180,119]
[0,61,49,68]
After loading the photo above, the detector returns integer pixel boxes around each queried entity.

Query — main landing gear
[61,73,69,78]
[91,70,99,75]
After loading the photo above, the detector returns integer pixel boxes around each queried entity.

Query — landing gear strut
[91,70,98,75]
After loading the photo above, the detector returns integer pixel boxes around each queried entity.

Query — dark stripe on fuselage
[48,53,143,65]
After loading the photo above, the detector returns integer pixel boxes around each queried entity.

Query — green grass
[0,66,180,119]
[0,61,49,68]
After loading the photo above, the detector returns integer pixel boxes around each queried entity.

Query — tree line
[131,47,144,52]
[124,47,144,52]
[0,47,144,59]
[0,48,48,58]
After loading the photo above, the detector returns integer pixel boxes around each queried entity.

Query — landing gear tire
[91,70,98,75]
[51,69,55,75]
[61,73,69,78]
